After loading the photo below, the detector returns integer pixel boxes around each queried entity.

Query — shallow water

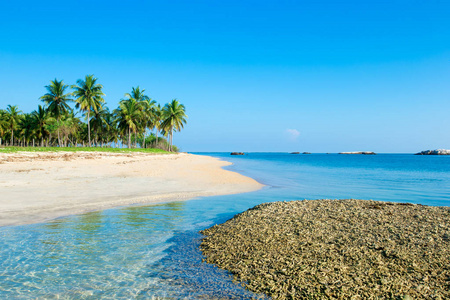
[1,153,449,298]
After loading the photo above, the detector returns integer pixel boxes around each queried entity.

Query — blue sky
[1,0,449,152]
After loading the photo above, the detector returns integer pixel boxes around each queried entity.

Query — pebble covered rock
[200,199,450,299]
[415,149,450,155]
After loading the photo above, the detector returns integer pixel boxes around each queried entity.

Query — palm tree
[90,105,110,146]
[19,113,35,146]
[31,105,50,146]
[57,110,78,147]
[68,114,84,147]
[142,99,157,148]
[72,75,105,147]
[0,109,8,145]
[152,104,163,148]
[40,79,72,146]
[161,99,187,152]
[5,105,22,146]
[123,86,151,147]
[113,99,143,148]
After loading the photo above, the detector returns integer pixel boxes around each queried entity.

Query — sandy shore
[0,151,263,227]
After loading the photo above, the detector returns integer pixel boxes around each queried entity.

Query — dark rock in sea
[415,149,450,155]
[290,152,300,154]
[230,152,245,155]
[302,152,311,154]
[339,151,376,155]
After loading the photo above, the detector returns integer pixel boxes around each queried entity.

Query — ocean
[1,153,449,298]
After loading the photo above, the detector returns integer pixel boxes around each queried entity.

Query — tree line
[0,75,187,151]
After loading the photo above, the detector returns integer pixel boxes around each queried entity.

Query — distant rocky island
[415,149,450,155]
[339,151,376,155]
[230,152,245,155]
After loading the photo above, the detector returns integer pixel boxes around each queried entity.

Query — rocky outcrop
[302,152,311,154]
[201,200,450,299]
[230,152,245,155]
[415,149,450,155]
[290,152,300,154]
[339,151,376,155]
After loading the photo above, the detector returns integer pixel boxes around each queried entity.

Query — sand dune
[0,152,263,227]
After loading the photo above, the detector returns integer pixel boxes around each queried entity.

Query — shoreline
[0,152,264,227]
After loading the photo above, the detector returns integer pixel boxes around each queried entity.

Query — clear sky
[1,0,449,152]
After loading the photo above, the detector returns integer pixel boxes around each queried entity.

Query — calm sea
[1,153,449,298]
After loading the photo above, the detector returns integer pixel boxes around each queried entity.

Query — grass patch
[0,146,172,154]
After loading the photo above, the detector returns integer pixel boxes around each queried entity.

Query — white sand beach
[0,152,263,227]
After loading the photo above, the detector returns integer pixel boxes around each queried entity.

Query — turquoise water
[1,153,449,298]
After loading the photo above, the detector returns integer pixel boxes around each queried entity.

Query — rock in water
[230,152,245,155]
[415,149,450,155]
[339,151,376,155]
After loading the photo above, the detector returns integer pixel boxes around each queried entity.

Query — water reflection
[75,211,104,233]
[118,201,186,229]
[43,218,68,231]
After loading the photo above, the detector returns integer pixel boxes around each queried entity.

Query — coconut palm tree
[19,113,35,146]
[90,105,110,146]
[124,86,150,103]
[40,79,72,146]
[113,98,143,148]
[152,104,163,148]
[5,105,22,146]
[57,110,78,147]
[0,109,8,145]
[141,98,157,148]
[123,87,152,147]
[68,114,84,147]
[161,99,187,152]
[31,105,50,146]
[72,75,105,147]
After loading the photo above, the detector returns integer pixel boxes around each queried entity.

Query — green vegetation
[72,75,105,147]
[0,76,187,152]
[161,99,187,152]
[0,146,170,154]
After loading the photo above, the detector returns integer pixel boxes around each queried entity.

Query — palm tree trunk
[128,127,131,148]
[10,127,13,146]
[87,110,91,147]
[155,129,158,148]
[170,127,173,152]
[143,131,146,149]
[56,118,61,147]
